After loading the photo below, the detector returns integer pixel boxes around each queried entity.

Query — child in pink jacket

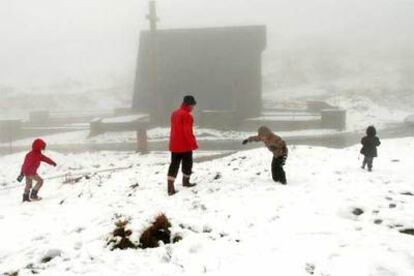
[18,139,56,202]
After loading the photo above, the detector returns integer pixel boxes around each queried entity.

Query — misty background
[0,0,413,113]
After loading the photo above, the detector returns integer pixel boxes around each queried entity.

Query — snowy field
[0,127,339,149]
[263,93,410,131]
[326,95,409,131]
[0,138,414,275]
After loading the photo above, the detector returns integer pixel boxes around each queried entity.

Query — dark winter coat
[360,126,381,157]
[246,126,288,158]
[21,139,56,176]
[169,104,198,153]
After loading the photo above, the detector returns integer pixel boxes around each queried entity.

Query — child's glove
[17,174,24,182]
[242,139,248,145]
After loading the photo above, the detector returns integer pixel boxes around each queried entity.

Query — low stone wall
[89,117,150,153]
[307,101,336,112]
[0,120,22,143]
[321,109,346,130]
[89,119,149,137]
[29,111,50,125]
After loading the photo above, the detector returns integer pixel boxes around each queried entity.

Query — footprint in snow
[352,208,364,216]
[41,249,62,263]
[305,263,315,275]
[32,235,46,241]
[270,215,279,221]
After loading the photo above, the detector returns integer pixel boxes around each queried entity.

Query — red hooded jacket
[21,139,56,176]
[169,104,198,153]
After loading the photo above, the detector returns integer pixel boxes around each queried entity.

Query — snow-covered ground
[0,127,340,149]
[326,95,409,131]
[263,92,410,131]
[1,138,414,275]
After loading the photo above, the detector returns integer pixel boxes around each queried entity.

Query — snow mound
[327,95,409,130]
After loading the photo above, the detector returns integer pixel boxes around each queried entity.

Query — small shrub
[139,214,177,249]
[107,218,137,250]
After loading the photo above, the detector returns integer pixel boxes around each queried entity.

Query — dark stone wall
[0,120,22,143]
[133,25,266,124]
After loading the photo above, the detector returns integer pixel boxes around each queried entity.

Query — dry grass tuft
[139,214,174,249]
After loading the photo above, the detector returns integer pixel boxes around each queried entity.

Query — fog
[0,0,413,111]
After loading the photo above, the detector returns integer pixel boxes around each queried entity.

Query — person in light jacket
[243,126,288,184]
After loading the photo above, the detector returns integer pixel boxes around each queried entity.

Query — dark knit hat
[183,95,197,106]
[366,125,376,136]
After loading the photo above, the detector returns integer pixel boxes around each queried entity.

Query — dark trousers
[272,155,287,184]
[362,156,374,170]
[168,151,193,179]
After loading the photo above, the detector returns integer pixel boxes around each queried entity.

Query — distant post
[0,120,21,154]
[146,1,160,123]
[137,127,148,154]
[8,122,13,154]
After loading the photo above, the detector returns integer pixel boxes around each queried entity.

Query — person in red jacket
[167,95,198,195]
[18,138,57,202]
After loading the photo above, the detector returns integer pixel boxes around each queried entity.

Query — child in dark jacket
[242,126,288,184]
[360,126,381,172]
[18,139,57,202]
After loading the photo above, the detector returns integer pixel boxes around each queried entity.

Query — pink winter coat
[21,139,56,176]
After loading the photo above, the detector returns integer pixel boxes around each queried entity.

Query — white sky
[0,0,412,90]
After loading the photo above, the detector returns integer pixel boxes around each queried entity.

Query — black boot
[168,179,176,196]
[183,176,196,187]
[22,193,31,202]
[30,189,42,201]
